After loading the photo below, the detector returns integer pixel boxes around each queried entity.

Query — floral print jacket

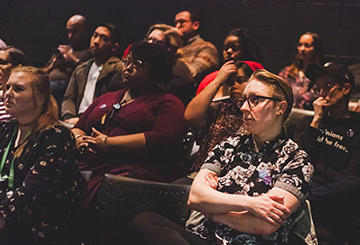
[0,120,86,244]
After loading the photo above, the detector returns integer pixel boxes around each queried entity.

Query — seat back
[80,170,92,183]
[183,131,195,160]
[284,108,314,139]
[95,174,191,229]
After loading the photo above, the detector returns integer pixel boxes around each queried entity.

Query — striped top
[0,91,11,121]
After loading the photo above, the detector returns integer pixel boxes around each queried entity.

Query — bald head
[66,15,88,48]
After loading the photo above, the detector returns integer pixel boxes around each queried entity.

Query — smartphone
[52,48,64,59]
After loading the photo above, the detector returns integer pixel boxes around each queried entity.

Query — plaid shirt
[178,35,219,84]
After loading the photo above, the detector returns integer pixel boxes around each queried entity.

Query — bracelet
[75,134,83,139]
[103,136,109,149]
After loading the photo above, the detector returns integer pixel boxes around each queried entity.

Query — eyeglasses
[0,58,11,66]
[122,58,148,70]
[237,95,282,109]
[311,83,342,96]
[174,19,191,26]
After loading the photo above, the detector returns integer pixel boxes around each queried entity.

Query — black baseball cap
[305,62,354,88]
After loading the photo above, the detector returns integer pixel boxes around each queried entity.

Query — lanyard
[0,125,30,188]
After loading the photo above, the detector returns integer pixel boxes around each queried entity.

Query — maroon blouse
[74,89,186,205]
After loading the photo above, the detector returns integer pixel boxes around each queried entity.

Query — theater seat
[93,174,191,244]
[284,108,314,139]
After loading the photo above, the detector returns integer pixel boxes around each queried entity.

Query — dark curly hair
[128,42,173,89]
[224,28,264,64]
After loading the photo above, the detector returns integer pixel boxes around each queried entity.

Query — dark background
[1,0,360,73]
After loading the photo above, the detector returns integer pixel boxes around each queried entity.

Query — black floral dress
[0,120,86,244]
[186,131,314,244]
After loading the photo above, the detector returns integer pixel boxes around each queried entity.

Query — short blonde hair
[144,24,183,55]
[249,69,293,121]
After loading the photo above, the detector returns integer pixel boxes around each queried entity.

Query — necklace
[101,90,135,134]
[113,90,134,109]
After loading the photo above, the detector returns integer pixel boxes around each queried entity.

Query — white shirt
[78,62,103,114]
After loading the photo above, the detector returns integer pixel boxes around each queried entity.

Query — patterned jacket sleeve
[0,126,79,224]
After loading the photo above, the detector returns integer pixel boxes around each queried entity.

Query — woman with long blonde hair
[0,66,85,245]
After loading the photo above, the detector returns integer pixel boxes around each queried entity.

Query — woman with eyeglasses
[144,24,195,106]
[0,47,27,121]
[196,28,263,99]
[184,61,263,175]
[279,32,322,109]
[71,42,186,206]
[131,69,315,244]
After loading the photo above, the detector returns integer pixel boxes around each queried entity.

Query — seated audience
[43,15,92,112]
[174,9,219,84]
[185,61,263,173]
[0,66,86,245]
[144,23,195,105]
[72,42,187,206]
[131,69,315,245]
[294,62,360,243]
[196,28,263,98]
[61,22,122,125]
[0,46,27,121]
[279,32,322,109]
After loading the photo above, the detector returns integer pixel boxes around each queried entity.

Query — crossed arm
[188,169,301,235]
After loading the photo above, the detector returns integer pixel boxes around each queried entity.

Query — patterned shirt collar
[249,129,287,155]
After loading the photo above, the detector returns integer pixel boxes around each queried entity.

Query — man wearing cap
[294,62,360,244]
